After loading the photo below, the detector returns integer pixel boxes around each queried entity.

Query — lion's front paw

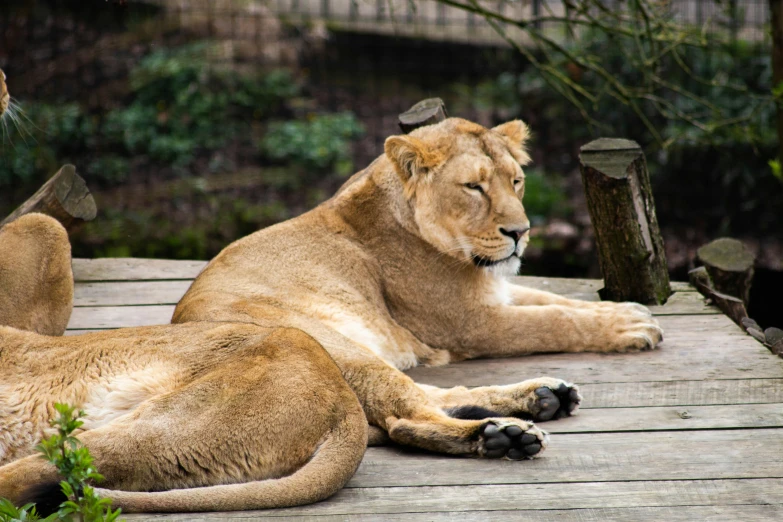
[533,382,581,421]
[478,420,548,460]
[595,303,663,352]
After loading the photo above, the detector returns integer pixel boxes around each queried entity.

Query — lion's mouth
[472,253,518,267]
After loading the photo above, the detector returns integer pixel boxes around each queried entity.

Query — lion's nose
[499,226,530,243]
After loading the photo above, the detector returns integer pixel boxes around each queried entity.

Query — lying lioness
[0,118,662,513]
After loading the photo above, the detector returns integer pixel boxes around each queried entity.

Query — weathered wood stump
[579,138,671,305]
[398,98,448,133]
[689,266,748,327]
[1,164,97,232]
[695,238,754,307]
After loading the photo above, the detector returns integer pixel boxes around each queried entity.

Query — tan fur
[0,324,368,512]
[0,118,662,512]
[0,214,73,335]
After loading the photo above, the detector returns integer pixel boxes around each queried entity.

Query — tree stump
[1,165,97,233]
[695,238,754,307]
[689,266,748,327]
[398,98,448,133]
[579,138,671,305]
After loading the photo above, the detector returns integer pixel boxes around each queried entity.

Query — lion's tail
[97,407,368,513]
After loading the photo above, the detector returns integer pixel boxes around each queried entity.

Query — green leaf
[769,159,783,182]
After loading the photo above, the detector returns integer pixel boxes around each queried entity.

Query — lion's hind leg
[334,354,548,460]
[386,410,549,460]
[418,377,582,422]
[1,328,368,513]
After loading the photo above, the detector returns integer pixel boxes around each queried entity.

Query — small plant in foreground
[0,404,122,522]
[0,497,49,522]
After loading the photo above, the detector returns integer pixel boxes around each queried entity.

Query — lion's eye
[465,183,484,194]
[513,179,523,187]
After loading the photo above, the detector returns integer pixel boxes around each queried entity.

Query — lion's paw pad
[479,421,547,460]
[534,383,581,421]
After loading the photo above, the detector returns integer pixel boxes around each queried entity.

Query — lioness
[0,118,662,513]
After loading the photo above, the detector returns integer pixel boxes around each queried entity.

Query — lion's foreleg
[456,304,663,357]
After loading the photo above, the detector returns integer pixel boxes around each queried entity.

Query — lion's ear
[384,135,443,186]
[492,120,531,165]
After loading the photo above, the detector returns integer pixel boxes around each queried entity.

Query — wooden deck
[67,258,783,521]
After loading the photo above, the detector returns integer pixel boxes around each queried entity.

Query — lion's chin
[471,253,521,278]
[485,256,521,277]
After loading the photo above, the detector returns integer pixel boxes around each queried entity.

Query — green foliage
[1,41,366,260]
[260,112,364,176]
[104,43,299,170]
[0,498,51,522]
[770,159,783,183]
[34,403,122,522]
[522,169,569,224]
[464,32,780,235]
[0,405,121,522]
[0,103,95,186]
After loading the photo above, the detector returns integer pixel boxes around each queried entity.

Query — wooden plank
[124,504,783,522]
[70,280,712,314]
[345,429,783,488]
[407,324,781,386]
[74,281,192,306]
[647,291,716,315]
[407,346,783,385]
[581,378,783,408]
[513,276,694,294]
[67,305,175,329]
[122,478,783,517]
[72,258,207,282]
[546,402,783,433]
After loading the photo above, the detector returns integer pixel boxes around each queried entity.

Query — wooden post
[579,138,671,305]
[1,164,97,233]
[695,238,754,307]
[398,98,448,133]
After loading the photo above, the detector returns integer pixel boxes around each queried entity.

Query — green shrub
[259,112,364,176]
[103,43,299,170]
[523,168,570,224]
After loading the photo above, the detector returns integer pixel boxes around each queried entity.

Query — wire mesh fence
[0,0,778,278]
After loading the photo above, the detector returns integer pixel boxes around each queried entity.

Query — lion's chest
[307,302,419,370]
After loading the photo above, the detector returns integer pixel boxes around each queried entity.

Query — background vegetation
[0,0,779,322]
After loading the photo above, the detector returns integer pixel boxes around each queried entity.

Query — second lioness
[175,117,662,455]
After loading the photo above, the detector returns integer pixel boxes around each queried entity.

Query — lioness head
[385,118,532,276]
[0,69,8,118]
